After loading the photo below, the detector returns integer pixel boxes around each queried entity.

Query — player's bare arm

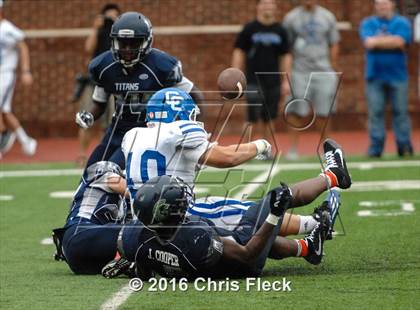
[17,41,33,86]
[220,222,275,265]
[330,43,339,70]
[280,53,292,95]
[231,48,246,72]
[199,139,271,168]
[221,185,291,265]
[106,175,129,198]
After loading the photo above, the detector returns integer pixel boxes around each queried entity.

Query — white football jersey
[0,19,24,72]
[122,120,210,196]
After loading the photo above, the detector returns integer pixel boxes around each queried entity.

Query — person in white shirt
[0,0,37,156]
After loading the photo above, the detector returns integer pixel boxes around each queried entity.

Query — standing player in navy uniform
[75,12,202,168]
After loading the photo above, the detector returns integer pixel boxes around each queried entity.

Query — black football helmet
[133,175,193,240]
[110,11,153,67]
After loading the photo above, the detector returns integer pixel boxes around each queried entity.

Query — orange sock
[324,170,338,188]
[296,239,309,257]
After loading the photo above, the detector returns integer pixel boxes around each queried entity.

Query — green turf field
[1,158,419,309]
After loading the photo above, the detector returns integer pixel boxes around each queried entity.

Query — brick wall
[2,0,419,137]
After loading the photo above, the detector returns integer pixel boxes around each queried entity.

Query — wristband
[252,140,266,155]
[265,213,280,226]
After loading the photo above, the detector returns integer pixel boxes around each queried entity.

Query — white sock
[15,127,30,144]
[298,215,318,234]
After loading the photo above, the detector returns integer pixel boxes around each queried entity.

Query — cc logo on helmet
[165,91,184,112]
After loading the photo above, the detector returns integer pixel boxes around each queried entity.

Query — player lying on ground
[102,139,351,279]
[52,159,128,275]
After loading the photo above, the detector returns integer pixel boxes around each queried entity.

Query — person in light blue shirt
[359,0,413,157]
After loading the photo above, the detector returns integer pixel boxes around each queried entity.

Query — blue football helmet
[146,88,200,123]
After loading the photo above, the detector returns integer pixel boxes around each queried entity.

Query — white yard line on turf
[231,163,282,200]
[347,180,420,192]
[47,180,420,203]
[49,191,75,198]
[40,237,54,245]
[100,284,134,310]
[0,195,14,201]
[0,168,82,178]
[1,160,419,178]
[206,160,420,172]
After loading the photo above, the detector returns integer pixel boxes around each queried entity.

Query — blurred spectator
[0,0,36,157]
[415,12,419,99]
[359,0,413,157]
[282,0,340,160]
[76,3,120,166]
[415,13,420,42]
[232,0,290,145]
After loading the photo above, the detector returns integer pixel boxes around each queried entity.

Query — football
[217,67,247,100]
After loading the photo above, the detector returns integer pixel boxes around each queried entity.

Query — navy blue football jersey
[119,219,223,279]
[65,161,126,227]
[88,49,185,131]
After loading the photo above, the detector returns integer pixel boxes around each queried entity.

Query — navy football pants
[62,223,122,274]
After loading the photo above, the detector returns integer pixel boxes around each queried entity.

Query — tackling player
[75,12,203,168]
[102,138,351,278]
[111,87,345,242]
[114,88,347,239]
[52,159,129,275]
[119,87,272,199]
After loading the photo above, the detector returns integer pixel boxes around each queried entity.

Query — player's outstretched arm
[220,184,291,265]
[199,139,271,168]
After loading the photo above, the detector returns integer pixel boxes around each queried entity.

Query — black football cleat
[102,257,135,279]
[323,139,352,189]
[304,210,331,265]
[311,190,341,240]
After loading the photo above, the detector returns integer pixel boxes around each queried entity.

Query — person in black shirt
[232,0,290,146]
[76,3,120,166]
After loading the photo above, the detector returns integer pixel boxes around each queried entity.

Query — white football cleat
[22,137,37,156]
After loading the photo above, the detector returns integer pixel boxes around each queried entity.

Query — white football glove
[76,111,94,129]
[252,139,272,160]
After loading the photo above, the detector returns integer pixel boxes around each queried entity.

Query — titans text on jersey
[89,49,193,130]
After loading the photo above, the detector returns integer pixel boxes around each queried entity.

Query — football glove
[252,139,272,160]
[269,182,292,216]
[76,110,94,129]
